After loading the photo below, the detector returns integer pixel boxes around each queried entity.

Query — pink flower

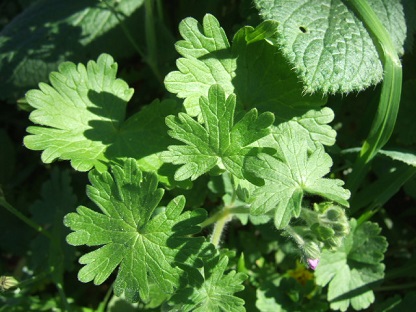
[307,258,319,270]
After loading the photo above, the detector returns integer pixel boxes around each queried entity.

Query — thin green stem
[356,208,379,226]
[284,225,305,246]
[200,206,249,228]
[96,283,114,312]
[200,205,249,248]
[144,0,162,81]
[101,0,144,55]
[210,212,231,247]
[56,281,71,312]
[4,269,53,291]
[155,0,163,19]
[346,0,402,195]
[101,0,163,82]
[300,207,319,225]
[0,196,52,240]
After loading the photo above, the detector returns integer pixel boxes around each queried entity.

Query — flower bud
[311,223,335,240]
[326,206,342,221]
[307,258,319,270]
[302,239,321,261]
[0,276,18,291]
[331,222,350,236]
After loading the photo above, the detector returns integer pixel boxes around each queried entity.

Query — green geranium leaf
[254,0,406,93]
[233,23,336,147]
[166,255,247,312]
[24,54,180,180]
[245,126,350,229]
[315,219,388,311]
[64,159,207,303]
[24,53,133,171]
[165,15,334,147]
[161,84,275,181]
[164,14,236,117]
[256,274,328,312]
[255,108,337,156]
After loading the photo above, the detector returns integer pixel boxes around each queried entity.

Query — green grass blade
[346,0,403,195]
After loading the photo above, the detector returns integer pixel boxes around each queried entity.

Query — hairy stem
[210,213,232,247]
[284,225,305,246]
[200,206,249,248]
[200,206,250,228]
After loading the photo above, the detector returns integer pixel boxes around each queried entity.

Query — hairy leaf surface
[165,14,235,117]
[245,126,350,228]
[24,54,179,180]
[165,15,335,147]
[315,219,387,311]
[254,0,406,93]
[161,84,275,181]
[167,255,247,312]
[64,159,207,302]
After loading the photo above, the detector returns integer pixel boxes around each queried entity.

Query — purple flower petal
[307,258,319,270]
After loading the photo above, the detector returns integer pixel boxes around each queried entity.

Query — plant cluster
[1,0,416,311]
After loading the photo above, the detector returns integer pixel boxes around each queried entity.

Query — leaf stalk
[200,206,250,229]
[0,196,52,240]
[101,0,163,82]
[200,205,249,248]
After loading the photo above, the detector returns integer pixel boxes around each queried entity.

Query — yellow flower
[286,261,314,286]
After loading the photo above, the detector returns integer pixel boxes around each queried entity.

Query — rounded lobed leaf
[254,0,406,94]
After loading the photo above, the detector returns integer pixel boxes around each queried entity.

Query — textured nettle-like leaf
[245,125,350,229]
[64,159,208,303]
[161,84,275,181]
[231,21,326,113]
[315,219,388,312]
[254,0,406,93]
[164,14,326,114]
[24,54,179,175]
[165,15,335,148]
[232,22,336,147]
[166,255,247,312]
